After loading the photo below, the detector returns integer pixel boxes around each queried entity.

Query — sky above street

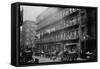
[20,6,48,22]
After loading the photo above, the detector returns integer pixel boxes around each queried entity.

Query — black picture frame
[11,2,98,67]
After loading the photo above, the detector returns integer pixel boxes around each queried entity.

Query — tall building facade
[35,7,96,61]
[20,20,37,49]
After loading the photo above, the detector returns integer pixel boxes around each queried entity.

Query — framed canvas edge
[11,2,98,67]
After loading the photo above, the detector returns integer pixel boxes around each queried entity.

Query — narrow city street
[19,5,97,65]
[32,55,89,63]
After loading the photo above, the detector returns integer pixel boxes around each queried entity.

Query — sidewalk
[32,56,60,63]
